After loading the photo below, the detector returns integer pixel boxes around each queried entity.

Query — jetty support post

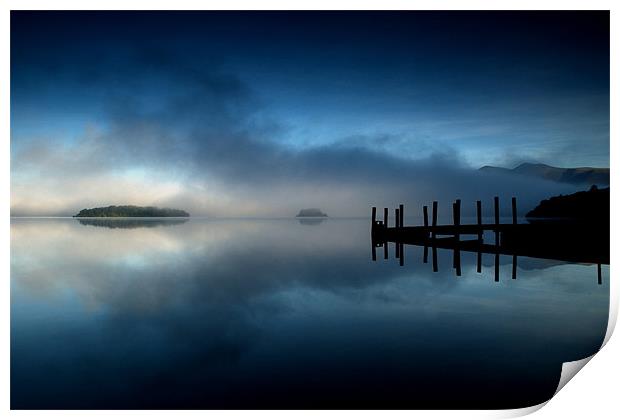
[399,243,404,266]
[494,196,500,246]
[512,197,517,225]
[423,205,429,238]
[423,245,428,263]
[372,206,377,227]
[432,246,438,272]
[372,244,377,261]
[512,255,517,279]
[476,200,482,242]
[598,263,602,285]
[453,199,461,241]
[384,207,389,228]
[399,204,404,227]
[395,209,400,260]
[477,251,482,273]
[431,201,438,240]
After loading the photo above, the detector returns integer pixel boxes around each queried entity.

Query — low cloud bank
[11,52,579,217]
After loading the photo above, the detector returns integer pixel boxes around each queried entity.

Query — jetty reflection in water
[372,241,605,284]
[11,218,609,409]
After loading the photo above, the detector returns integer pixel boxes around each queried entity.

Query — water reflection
[298,218,325,226]
[11,218,609,409]
[374,241,604,284]
[77,217,189,229]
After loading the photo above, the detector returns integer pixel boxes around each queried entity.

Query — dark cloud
[11,42,589,216]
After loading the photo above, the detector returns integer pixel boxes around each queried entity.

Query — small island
[74,205,190,217]
[296,208,328,217]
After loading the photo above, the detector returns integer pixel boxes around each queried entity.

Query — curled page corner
[492,401,548,419]
[553,355,595,396]
[494,356,595,419]
[601,273,618,348]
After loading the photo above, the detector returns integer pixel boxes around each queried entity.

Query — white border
[2,1,617,419]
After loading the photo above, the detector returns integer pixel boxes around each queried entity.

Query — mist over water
[11,218,608,409]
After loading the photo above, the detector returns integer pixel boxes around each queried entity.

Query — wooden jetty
[370,197,609,281]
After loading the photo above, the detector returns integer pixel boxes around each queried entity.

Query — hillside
[525,186,609,220]
[479,162,609,186]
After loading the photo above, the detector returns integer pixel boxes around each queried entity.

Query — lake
[10,217,609,409]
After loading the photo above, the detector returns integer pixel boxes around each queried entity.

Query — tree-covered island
[74,205,190,217]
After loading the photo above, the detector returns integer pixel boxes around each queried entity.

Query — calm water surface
[11,218,608,409]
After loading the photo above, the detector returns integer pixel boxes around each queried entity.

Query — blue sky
[10,11,609,216]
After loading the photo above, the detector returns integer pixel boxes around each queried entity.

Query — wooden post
[423,206,428,227]
[494,197,500,246]
[455,249,461,277]
[453,200,461,242]
[384,207,389,228]
[395,241,400,259]
[372,244,377,261]
[476,200,482,241]
[395,208,400,228]
[399,204,404,227]
[383,241,388,260]
[432,201,438,239]
[477,251,482,273]
[512,197,517,225]
[423,245,428,263]
[399,243,404,266]
[432,246,438,272]
[453,247,457,269]
[494,253,500,282]
[512,255,517,279]
[372,206,377,226]
[598,263,602,285]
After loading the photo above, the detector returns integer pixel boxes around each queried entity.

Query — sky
[10,11,610,217]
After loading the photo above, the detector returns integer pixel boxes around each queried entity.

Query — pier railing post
[494,196,500,246]
[453,199,461,241]
[395,208,400,228]
[399,204,404,227]
[384,207,389,228]
[476,200,482,242]
[372,206,377,226]
[432,201,438,240]
[423,205,429,239]
[512,197,517,225]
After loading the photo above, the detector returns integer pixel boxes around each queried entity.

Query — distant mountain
[296,208,328,217]
[74,205,189,217]
[479,163,609,186]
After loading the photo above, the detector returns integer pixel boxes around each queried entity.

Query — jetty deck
[370,197,609,281]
